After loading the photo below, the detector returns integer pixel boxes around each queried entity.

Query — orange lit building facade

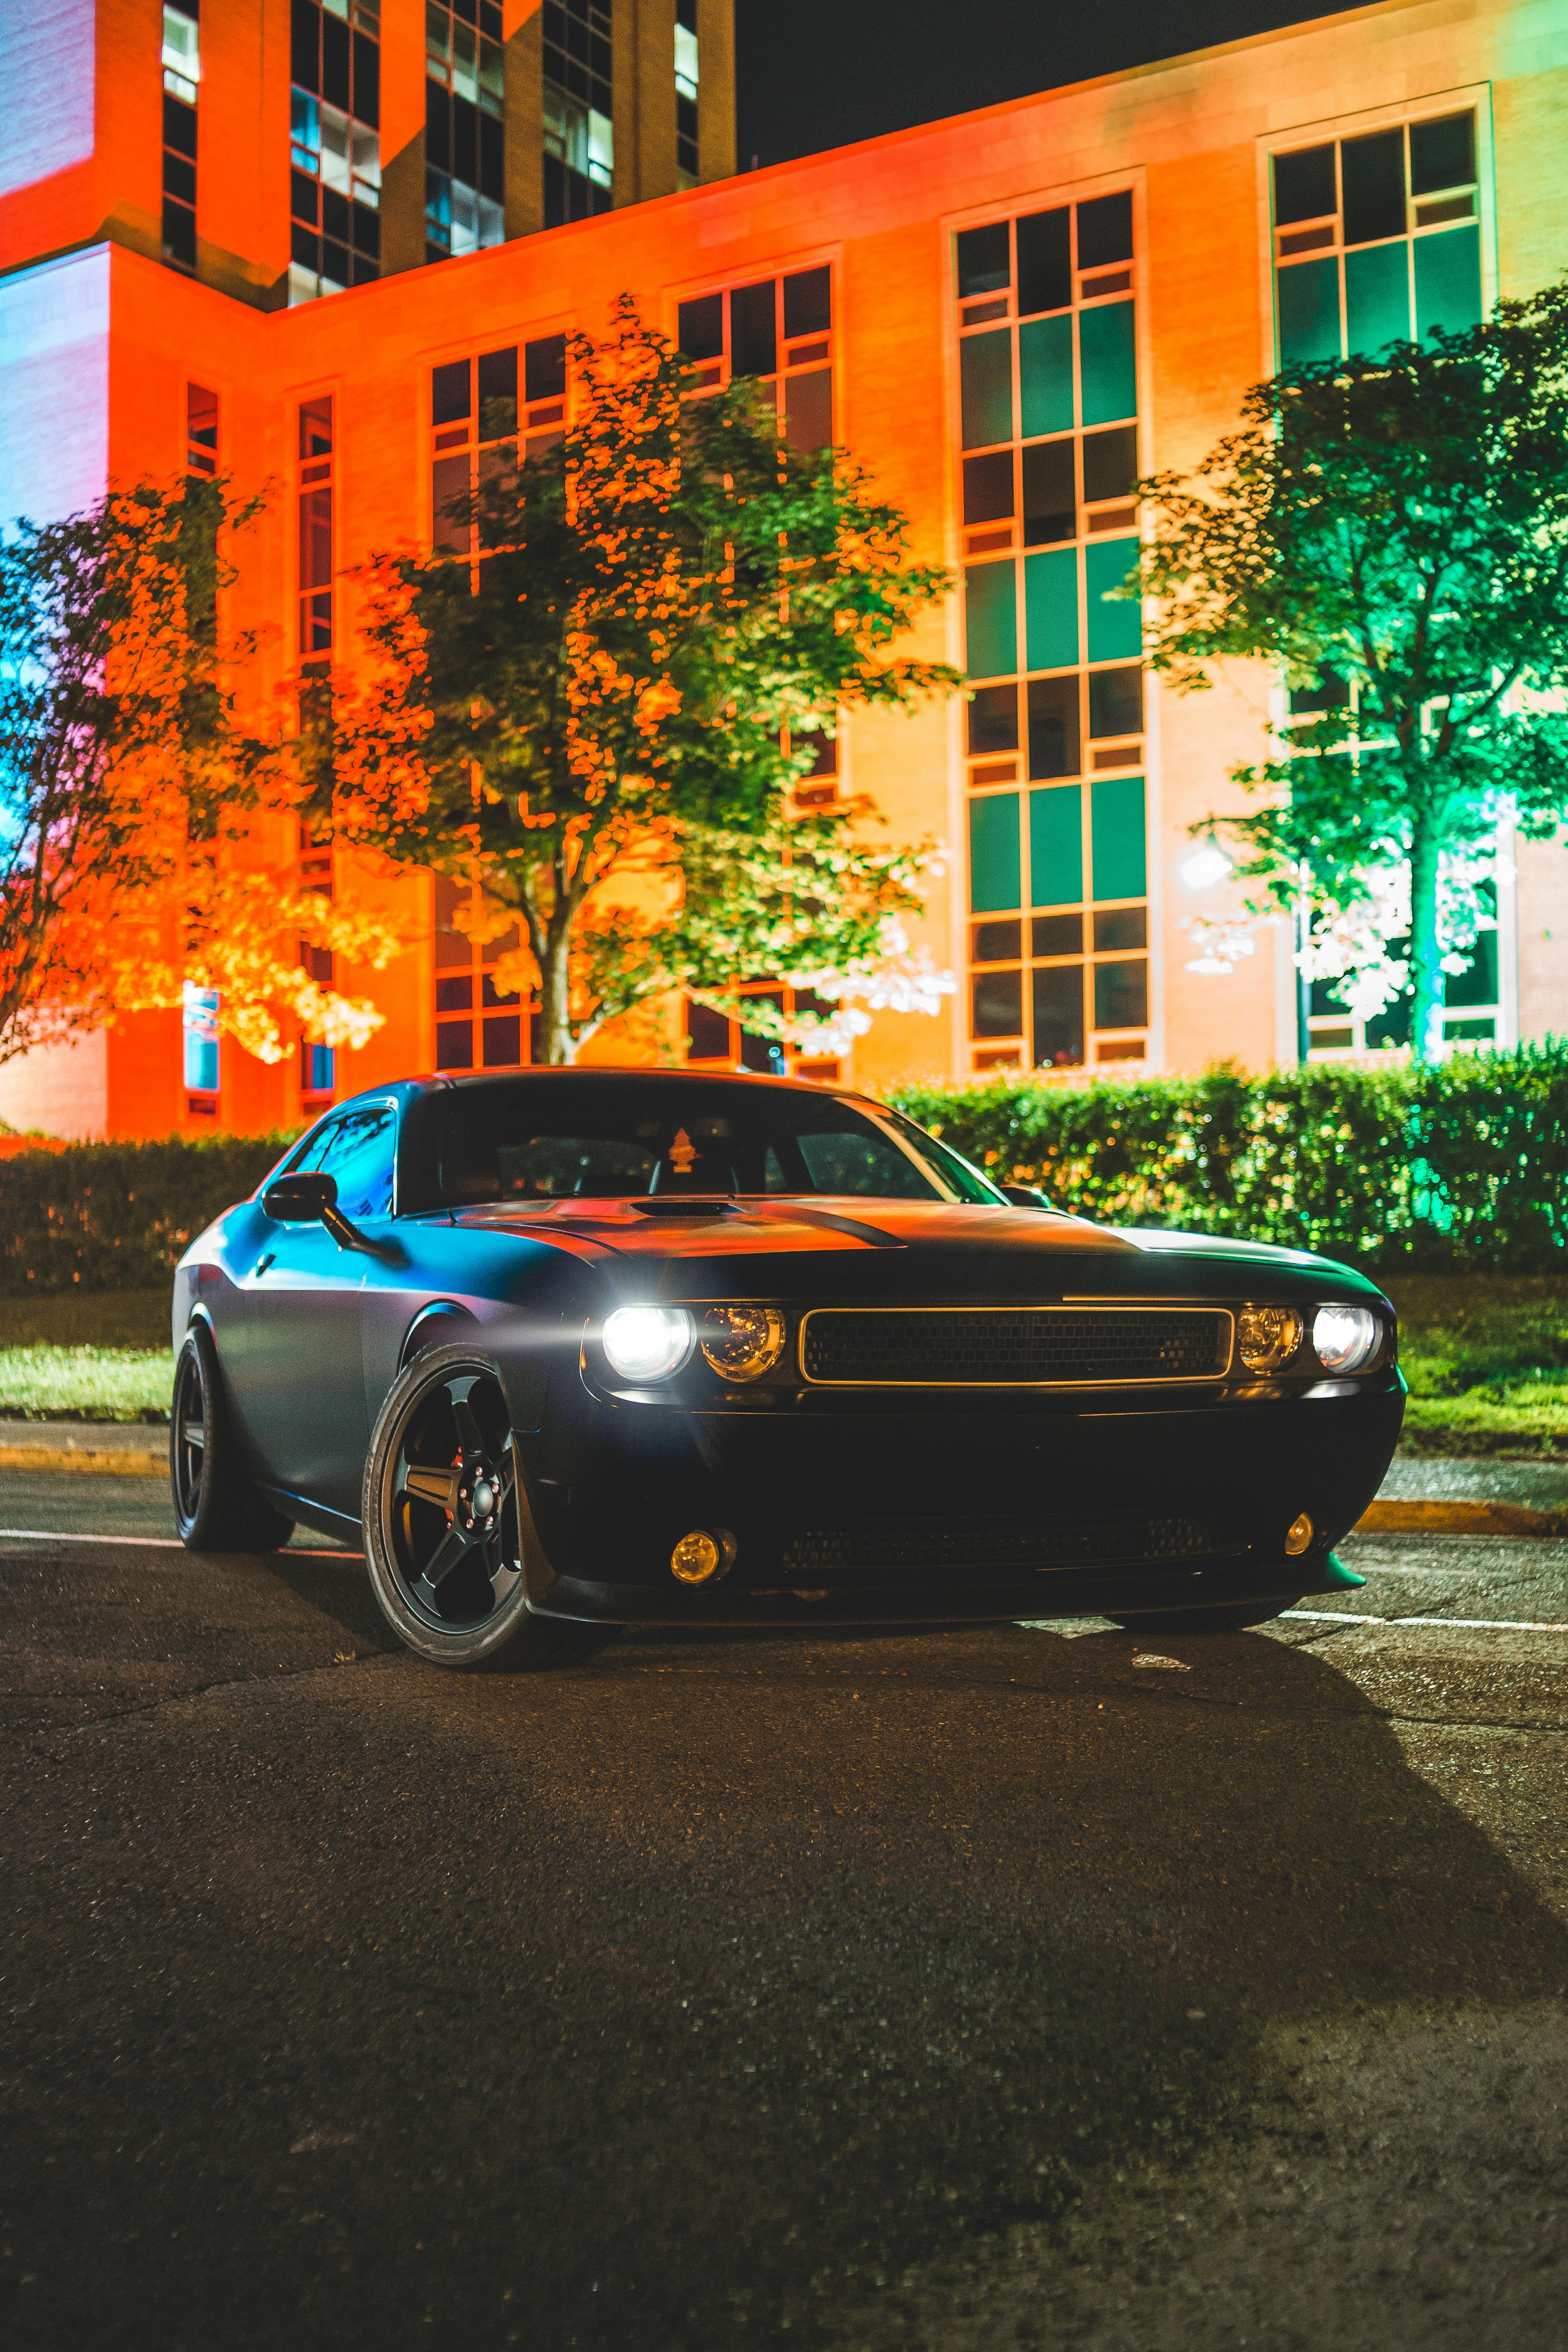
[3,0,1568,1138]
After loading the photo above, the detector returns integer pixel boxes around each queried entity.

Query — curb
[0,1444,166,1479]
[1353,1498,1568,1538]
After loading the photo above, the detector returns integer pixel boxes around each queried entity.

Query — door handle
[253,1251,276,1278]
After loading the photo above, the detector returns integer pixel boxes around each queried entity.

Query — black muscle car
[171,1069,1402,1668]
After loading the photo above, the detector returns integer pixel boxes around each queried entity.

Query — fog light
[1237,1304,1304,1374]
[1284,1512,1315,1556]
[670,1527,736,1585]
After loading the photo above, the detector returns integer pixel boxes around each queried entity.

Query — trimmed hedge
[0,1134,293,1295]
[888,1043,1568,1274]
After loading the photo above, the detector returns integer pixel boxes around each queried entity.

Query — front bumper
[511,1372,1404,1629]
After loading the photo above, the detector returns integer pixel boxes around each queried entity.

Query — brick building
[2,0,1566,1136]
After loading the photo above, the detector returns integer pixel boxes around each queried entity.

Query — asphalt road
[3,1477,1565,2352]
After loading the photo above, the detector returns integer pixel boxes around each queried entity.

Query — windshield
[398,1076,1009,1210]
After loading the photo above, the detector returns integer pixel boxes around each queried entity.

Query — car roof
[334,1067,878,1117]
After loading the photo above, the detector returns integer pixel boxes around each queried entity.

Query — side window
[796,1125,933,1199]
[311,1103,398,1218]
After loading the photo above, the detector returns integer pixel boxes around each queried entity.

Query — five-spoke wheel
[170,1321,295,1552]
[362,1345,601,1669]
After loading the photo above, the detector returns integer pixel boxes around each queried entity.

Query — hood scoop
[629,1196,735,1218]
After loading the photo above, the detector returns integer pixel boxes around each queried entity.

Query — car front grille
[782,1513,1242,1580]
[799,1306,1233,1386]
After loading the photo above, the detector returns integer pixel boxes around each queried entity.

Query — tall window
[955,192,1148,1072]
[543,0,612,227]
[426,0,505,263]
[290,0,381,303]
[676,265,835,453]
[674,0,699,185]
[161,2,200,270]
[429,336,567,569]
[299,824,336,1103]
[433,877,537,1070]
[297,395,334,658]
[185,384,218,477]
[1272,108,1482,367]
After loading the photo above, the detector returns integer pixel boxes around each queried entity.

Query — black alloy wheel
[362,1345,602,1669]
[171,1321,294,1551]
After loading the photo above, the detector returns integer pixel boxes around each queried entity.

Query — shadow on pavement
[4,1574,1565,2350]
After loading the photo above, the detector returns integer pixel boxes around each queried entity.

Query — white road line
[0,1528,361,1557]
[1285,1608,1568,1633]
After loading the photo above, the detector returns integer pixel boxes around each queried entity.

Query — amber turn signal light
[1283,1512,1315,1556]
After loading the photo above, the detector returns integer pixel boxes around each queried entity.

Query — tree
[1136,281,1568,1059]
[0,479,397,1072]
[332,299,957,1064]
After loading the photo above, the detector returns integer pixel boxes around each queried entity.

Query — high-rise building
[1,0,1565,1138]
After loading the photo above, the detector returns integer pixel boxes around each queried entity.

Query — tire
[171,1321,296,1552]
[362,1344,603,1671]
[1110,1598,1304,1636]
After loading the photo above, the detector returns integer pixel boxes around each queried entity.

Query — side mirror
[263,1172,338,1222]
[1000,1183,1051,1209]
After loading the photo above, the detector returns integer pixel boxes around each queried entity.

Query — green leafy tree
[1136,282,1568,1059]
[332,298,958,1064]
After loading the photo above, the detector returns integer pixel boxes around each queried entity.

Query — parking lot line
[1285,1608,1568,1633]
[0,1529,362,1557]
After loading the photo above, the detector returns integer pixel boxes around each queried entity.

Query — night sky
[734,2,1335,170]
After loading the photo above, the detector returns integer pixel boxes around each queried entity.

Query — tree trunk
[539,922,575,1065]
[1408,814,1445,1066]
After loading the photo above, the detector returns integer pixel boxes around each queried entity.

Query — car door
[239,1101,398,1517]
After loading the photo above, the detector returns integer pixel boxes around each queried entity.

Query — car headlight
[1236,1304,1305,1374]
[701,1305,787,1382]
[1312,1303,1381,1374]
[601,1305,694,1381]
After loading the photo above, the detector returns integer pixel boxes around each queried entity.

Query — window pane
[1087,665,1143,740]
[317,1104,398,1219]
[1029,784,1082,907]
[1018,313,1074,438]
[677,292,723,360]
[969,792,1021,913]
[477,344,518,432]
[784,368,832,452]
[1026,675,1080,780]
[525,333,567,401]
[1094,959,1147,1031]
[1016,205,1071,316]
[1345,240,1410,356]
[1020,439,1074,546]
[963,450,1014,525]
[1414,224,1481,340]
[1277,254,1340,367]
[1031,964,1085,1068]
[431,452,471,553]
[972,919,1022,963]
[967,683,1018,757]
[1084,537,1141,664]
[729,278,778,376]
[1273,143,1335,226]
[1410,110,1474,197]
[1032,911,1082,957]
[1341,129,1406,247]
[1444,927,1498,1008]
[971,968,1023,1039]
[1078,302,1136,426]
[1024,547,1078,671]
[436,1019,474,1068]
[783,264,832,337]
[483,1013,522,1066]
[432,358,470,424]
[1090,774,1146,901]
[1076,189,1133,269]
[298,487,333,588]
[960,329,1014,449]
[686,1000,732,1058]
[965,560,1017,678]
[1082,424,1137,504]
[956,220,1010,298]
[1093,905,1148,952]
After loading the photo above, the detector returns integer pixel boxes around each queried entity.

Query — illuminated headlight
[601,1305,694,1381]
[1236,1304,1304,1374]
[1312,1303,1381,1374]
[701,1304,787,1382]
